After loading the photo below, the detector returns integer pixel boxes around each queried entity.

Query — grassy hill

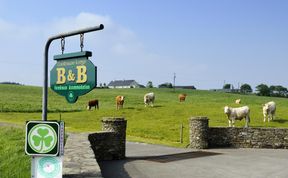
[1,84,288,147]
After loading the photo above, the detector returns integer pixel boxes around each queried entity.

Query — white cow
[224,106,250,128]
[235,99,241,104]
[263,101,276,122]
[144,92,155,107]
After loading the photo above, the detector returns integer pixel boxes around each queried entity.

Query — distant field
[1,84,288,147]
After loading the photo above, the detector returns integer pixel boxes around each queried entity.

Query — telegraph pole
[173,73,176,92]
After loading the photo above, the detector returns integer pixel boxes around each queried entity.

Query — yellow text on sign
[56,66,87,84]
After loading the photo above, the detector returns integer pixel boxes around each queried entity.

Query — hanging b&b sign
[50,51,96,103]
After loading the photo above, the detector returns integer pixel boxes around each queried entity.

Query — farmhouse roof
[108,80,139,87]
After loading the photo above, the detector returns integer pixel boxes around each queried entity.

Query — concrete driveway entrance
[99,142,288,178]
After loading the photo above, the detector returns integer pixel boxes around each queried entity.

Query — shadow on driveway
[99,151,221,178]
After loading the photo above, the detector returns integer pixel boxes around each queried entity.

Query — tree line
[0,81,23,85]
[223,83,288,98]
[256,84,288,97]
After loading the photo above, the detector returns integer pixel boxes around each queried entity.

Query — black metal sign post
[42,24,104,121]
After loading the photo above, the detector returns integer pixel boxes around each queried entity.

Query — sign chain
[80,33,84,52]
[61,34,84,54]
[61,37,65,54]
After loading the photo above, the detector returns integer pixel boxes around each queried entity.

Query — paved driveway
[99,142,288,178]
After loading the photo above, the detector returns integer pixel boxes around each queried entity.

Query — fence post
[180,123,183,143]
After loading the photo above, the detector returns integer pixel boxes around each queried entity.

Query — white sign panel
[32,156,62,178]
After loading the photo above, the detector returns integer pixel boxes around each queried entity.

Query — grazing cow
[179,94,187,102]
[263,101,276,122]
[235,99,241,104]
[224,106,250,128]
[87,99,99,110]
[116,95,125,110]
[144,92,155,107]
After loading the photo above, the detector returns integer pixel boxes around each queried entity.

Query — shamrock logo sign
[28,124,57,154]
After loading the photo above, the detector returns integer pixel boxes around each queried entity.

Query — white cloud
[0,12,208,88]
[0,13,150,86]
[47,13,112,34]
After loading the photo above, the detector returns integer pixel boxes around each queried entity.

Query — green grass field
[1,84,288,147]
[0,126,30,178]
[1,84,288,177]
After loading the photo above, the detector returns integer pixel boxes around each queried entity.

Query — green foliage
[0,127,30,178]
[146,81,153,88]
[223,84,231,89]
[240,83,252,93]
[158,82,173,88]
[270,85,288,97]
[256,84,288,98]
[256,84,270,96]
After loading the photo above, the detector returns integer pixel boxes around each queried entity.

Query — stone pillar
[101,117,127,159]
[189,116,209,149]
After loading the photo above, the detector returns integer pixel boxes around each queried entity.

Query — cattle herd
[87,92,158,111]
[224,99,276,127]
[86,92,187,110]
[86,92,276,128]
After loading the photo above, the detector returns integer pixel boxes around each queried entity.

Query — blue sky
[0,0,287,89]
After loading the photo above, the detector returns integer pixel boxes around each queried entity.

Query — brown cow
[178,94,187,102]
[116,96,125,110]
[87,99,99,110]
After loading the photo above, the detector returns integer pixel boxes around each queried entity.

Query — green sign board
[25,121,61,156]
[50,51,97,103]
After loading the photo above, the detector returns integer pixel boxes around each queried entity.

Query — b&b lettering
[76,66,87,83]
[56,68,66,84]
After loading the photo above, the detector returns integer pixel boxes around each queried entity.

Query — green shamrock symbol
[32,128,53,152]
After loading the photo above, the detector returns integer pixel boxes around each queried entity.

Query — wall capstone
[89,117,127,161]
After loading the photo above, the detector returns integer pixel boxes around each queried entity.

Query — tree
[158,82,173,88]
[270,85,288,97]
[223,84,231,90]
[146,81,153,88]
[256,84,270,96]
[276,86,288,97]
[240,83,252,94]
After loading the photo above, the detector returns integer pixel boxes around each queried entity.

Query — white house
[107,80,143,89]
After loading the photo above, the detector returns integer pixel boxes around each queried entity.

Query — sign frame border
[25,121,60,156]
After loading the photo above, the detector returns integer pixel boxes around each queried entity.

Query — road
[99,142,288,178]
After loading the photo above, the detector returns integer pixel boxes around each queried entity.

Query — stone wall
[189,117,288,149]
[88,117,127,161]
[208,127,288,149]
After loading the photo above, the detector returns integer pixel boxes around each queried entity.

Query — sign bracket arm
[42,24,104,121]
